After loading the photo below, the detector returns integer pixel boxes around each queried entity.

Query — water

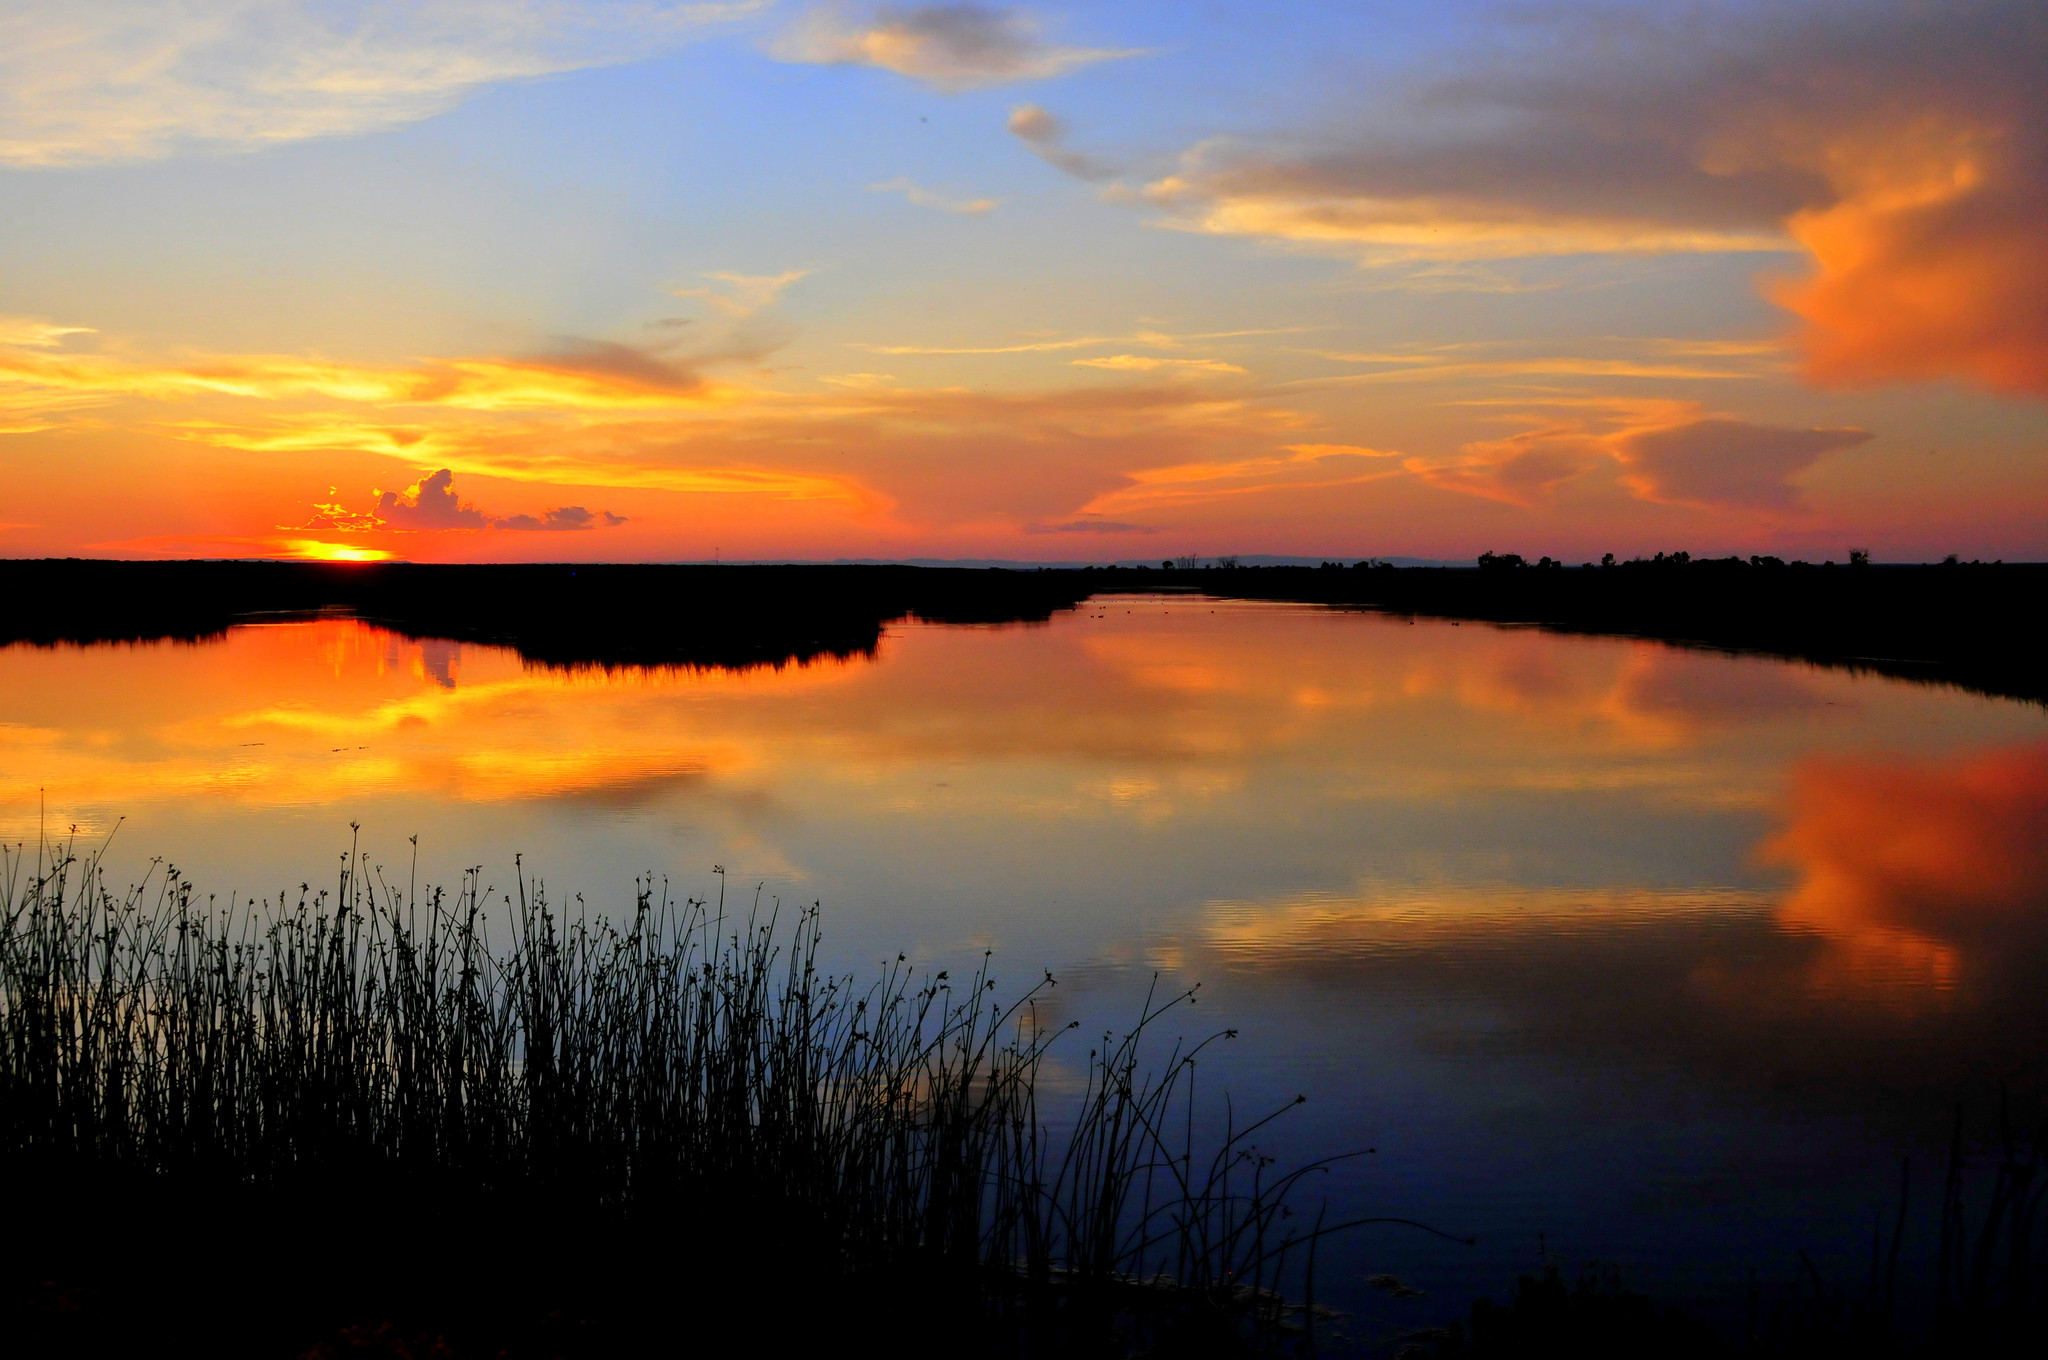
[4,594,2043,1341]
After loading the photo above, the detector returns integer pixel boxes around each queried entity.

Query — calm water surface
[5,595,2044,1336]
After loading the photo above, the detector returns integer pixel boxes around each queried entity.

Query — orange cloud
[854,326,1298,357]
[1079,442,1399,515]
[1408,404,1871,514]
[1776,135,2048,395]
[1140,2,2048,398]
[1072,355,1246,375]
[0,342,751,412]
[1143,155,1786,263]
[290,468,629,535]
[1289,355,1762,386]
[1408,428,1599,508]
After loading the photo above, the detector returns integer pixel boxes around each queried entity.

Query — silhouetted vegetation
[1170,554,2047,705]
[4,557,2040,701]
[0,836,1412,1358]
[0,559,1093,671]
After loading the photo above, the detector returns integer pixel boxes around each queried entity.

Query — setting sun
[289,540,395,563]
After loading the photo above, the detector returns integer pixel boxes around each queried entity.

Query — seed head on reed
[1,831,1431,1353]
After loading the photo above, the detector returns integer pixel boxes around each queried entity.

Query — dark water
[5,596,2043,1341]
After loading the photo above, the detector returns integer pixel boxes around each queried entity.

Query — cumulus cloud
[0,0,759,166]
[773,4,1134,91]
[1141,0,2048,397]
[374,468,490,530]
[867,176,999,214]
[1614,418,1872,511]
[1007,103,1115,181]
[293,469,627,534]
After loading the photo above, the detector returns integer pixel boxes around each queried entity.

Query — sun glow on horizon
[291,540,394,563]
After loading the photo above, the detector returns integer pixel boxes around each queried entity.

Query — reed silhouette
[0,834,1423,1358]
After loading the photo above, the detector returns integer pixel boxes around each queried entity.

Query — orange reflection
[1762,743,2048,992]
[1193,883,1766,969]
[0,602,2009,883]
[0,619,868,826]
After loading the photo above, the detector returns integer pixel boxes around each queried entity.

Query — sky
[0,0,2043,564]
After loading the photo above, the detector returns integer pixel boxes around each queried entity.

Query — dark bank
[2,556,2043,702]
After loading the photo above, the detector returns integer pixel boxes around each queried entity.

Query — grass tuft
[1,832,1390,1356]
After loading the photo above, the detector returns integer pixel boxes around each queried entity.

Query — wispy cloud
[0,316,94,347]
[1073,355,1246,375]
[771,4,1135,91]
[1007,104,1115,181]
[1281,337,1789,388]
[0,0,762,166]
[669,269,811,318]
[0,324,779,417]
[1,315,1354,544]
[1023,518,1155,535]
[1081,444,1403,515]
[867,176,999,214]
[855,326,1299,356]
[1144,146,1790,263]
[1286,357,1758,387]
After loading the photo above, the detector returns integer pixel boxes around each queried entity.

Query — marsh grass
[0,832,1414,1356]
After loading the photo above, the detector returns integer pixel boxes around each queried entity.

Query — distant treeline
[0,559,1094,670]
[1161,554,2047,705]
[2,556,2041,702]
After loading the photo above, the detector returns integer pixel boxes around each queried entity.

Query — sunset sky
[2,0,2043,563]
